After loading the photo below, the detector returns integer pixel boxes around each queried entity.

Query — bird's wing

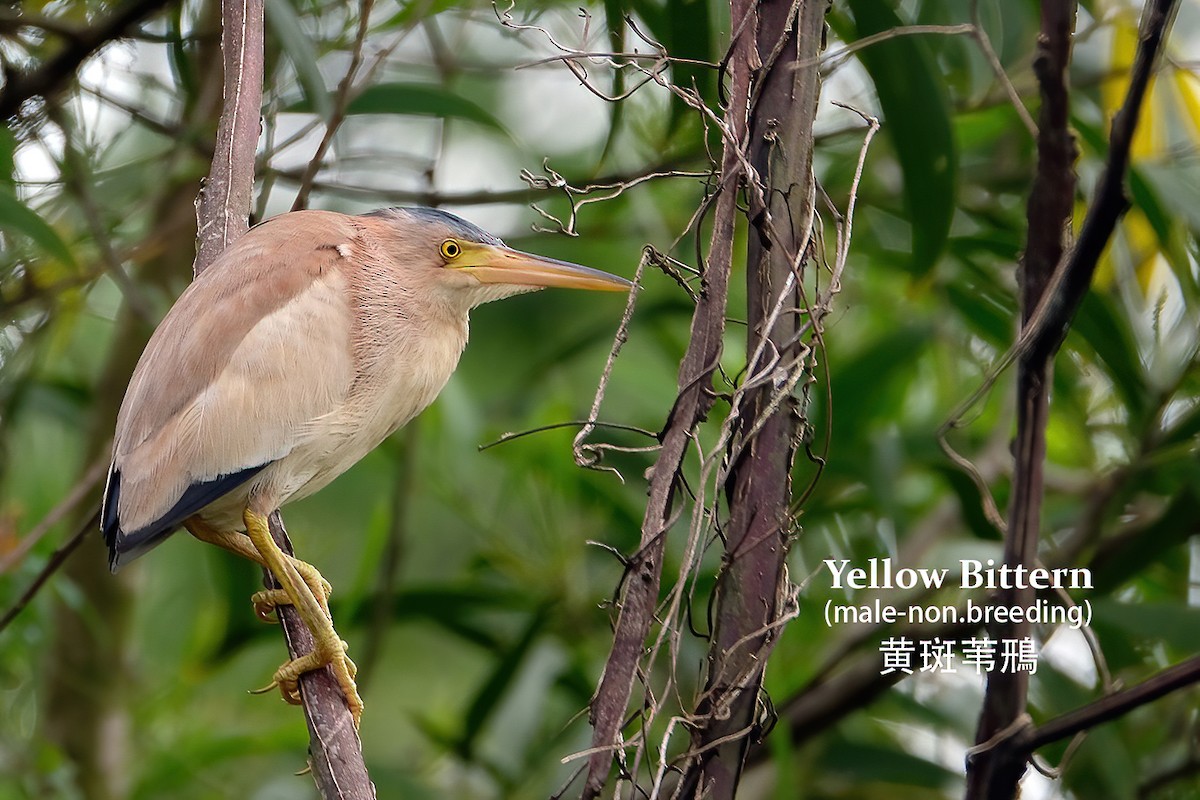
[104,212,360,566]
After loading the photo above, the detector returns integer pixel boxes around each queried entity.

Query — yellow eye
[440,239,462,260]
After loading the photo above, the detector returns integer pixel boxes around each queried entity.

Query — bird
[101,206,629,725]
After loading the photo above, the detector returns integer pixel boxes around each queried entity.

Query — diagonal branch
[1025,655,1200,750]
[940,0,1180,441]
[194,1,374,796]
[964,3,1179,796]
[1020,0,1178,366]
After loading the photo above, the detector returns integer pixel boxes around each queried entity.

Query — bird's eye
[440,240,462,260]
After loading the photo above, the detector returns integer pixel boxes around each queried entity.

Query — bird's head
[363,207,630,309]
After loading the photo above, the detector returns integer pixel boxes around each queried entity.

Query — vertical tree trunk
[679,1,826,796]
[580,1,754,794]
[966,3,1077,797]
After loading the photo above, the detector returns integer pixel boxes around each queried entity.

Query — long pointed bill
[454,243,631,292]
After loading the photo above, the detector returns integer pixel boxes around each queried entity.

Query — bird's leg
[240,508,363,726]
[184,517,332,621]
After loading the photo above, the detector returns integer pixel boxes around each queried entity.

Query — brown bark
[677,0,825,796]
[965,3,1077,797]
[579,4,757,794]
[967,0,1180,796]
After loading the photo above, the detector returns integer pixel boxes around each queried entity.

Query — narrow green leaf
[628,0,715,134]
[265,0,331,119]
[598,0,628,164]
[943,269,1015,346]
[664,0,714,131]
[824,737,959,788]
[0,126,15,186]
[931,464,1002,540]
[1088,489,1200,596]
[1091,598,1200,655]
[827,324,931,447]
[288,83,507,133]
[0,192,76,267]
[840,0,957,276]
[166,5,196,99]
[457,607,547,755]
[1068,292,1149,422]
[345,83,506,132]
[381,0,457,30]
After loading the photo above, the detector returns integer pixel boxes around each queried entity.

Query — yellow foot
[251,559,333,622]
[254,638,363,726]
[241,508,364,727]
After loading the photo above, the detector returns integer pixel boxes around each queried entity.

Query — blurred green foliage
[2,0,1200,798]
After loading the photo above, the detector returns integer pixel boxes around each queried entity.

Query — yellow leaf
[1124,210,1160,295]
[1103,15,1165,159]
[1174,70,1200,145]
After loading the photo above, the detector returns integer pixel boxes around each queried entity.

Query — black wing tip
[101,463,269,571]
[102,467,153,572]
[101,465,123,572]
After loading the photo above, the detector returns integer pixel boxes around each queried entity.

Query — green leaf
[598,0,628,164]
[265,0,331,119]
[381,0,457,30]
[931,464,1002,540]
[456,607,547,755]
[1088,489,1200,596]
[664,0,714,131]
[289,83,507,133]
[943,265,1015,346]
[1090,598,1200,655]
[824,737,958,788]
[0,126,15,186]
[826,323,932,448]
[1067,292,1149,422]
[166,5,197,99]
[0,192,76,267]
[346,83,506,132]
[839,0,957,276]
[1075,116,1200,300]
[626,0,715,134]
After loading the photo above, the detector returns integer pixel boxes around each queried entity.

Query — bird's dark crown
[363,207,504,247]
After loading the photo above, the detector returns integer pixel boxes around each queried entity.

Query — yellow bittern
[101,207,628,725]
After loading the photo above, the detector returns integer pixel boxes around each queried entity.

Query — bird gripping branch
[102,207,629,726]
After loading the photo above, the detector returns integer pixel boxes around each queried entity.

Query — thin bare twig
[969,0,1038,138]
[0,510,99,634]
[571,251,648,479]
[0,457,107,576]
[50,106,157,324]
[522,164,711,236]
[480,420,658,452]
[290,0,376,212]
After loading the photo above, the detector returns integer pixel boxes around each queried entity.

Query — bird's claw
[249,676,302,705]
[251,589,287,623]
[249,561,333,623]
[253,638,363,727]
